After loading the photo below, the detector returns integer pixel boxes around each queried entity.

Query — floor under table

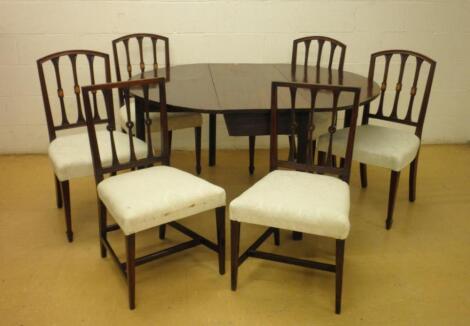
[0,145,469,325]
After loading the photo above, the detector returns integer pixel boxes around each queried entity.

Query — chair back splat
[365,50,436,138]
[269,82,361,183]
[112,33,170,82]
[37,50,112,141]
[82,78,169,184]
[291,36,346,81]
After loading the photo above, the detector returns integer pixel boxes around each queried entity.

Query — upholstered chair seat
[49,130,148,182]
[230,170,350,239]
[98,166,225,235]
[318,125,420,172]
[118,100,202,133]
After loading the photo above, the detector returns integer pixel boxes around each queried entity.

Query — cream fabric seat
[119,100,202,133]
[48,130,148,181]
[98,166,226,235]
[230,170,350,239]
[317,125,420,171]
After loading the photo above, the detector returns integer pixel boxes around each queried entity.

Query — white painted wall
[0,0,469,153]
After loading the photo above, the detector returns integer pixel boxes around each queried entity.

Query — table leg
[292,114,309,241]
[344,109,352,128]
[135,98,145,141]
[209,113,217,166]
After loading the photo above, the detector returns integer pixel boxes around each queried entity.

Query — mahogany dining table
[131,63,380,240]
[131,63,380,166]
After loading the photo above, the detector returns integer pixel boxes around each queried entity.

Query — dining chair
[112,33,203,174]
[318,49,436,229]
[82,77,225,310]
[248,36,346,175]
[230,81,361,314]
[37,49,112,242]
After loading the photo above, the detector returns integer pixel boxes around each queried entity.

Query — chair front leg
[98,200,107,258]
[386,171,401,230]
[60,180,73,242]
[359,163,368,188]
[409,156,419,202]
[54,176,63,208]
[231,221,241,291]
[126,234,136,310]
[335,239,345,314]
[195,127,202,174]
[249,136,255,175]
[216,207,226,275]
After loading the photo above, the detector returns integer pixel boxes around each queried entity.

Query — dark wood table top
[131,63,380,113]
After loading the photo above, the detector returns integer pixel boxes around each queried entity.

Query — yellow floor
[0,145,469,325]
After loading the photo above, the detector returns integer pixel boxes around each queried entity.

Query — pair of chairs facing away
[231,82,362,314]
[39,33,201,242]
[318,50,436,229]
[83,77,226,310]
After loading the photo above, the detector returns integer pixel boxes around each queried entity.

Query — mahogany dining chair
[37,50,112,242]
[318,49,436,229]
[230,81,361,314]
[82,77,225,309]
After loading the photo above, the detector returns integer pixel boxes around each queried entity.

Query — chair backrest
[37,50,112,141]
[365,49,436,138]
[82,78,169,184]
[112,33,170,82]
[270,82,360,183]
[291,36,346,79]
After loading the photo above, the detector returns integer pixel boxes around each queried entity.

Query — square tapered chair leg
[231,221,241,291]
[125,234,136,310]
[216,206,226,275]
[335,239,345,314]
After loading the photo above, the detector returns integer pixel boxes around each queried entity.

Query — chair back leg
[216,207,226,275]
[386,171,401,229]
[159,224,166,240]
[230,221,241,291]
[273,228,280,246]
[54,176,63,208]
[335,239,345,314]
[195,127,202,174]
[360,163,368,188]
[409,156,419,202]
[60,180,73,242]
[98,200,107,258]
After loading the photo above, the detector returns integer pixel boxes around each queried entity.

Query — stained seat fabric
[97,166,226,235]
